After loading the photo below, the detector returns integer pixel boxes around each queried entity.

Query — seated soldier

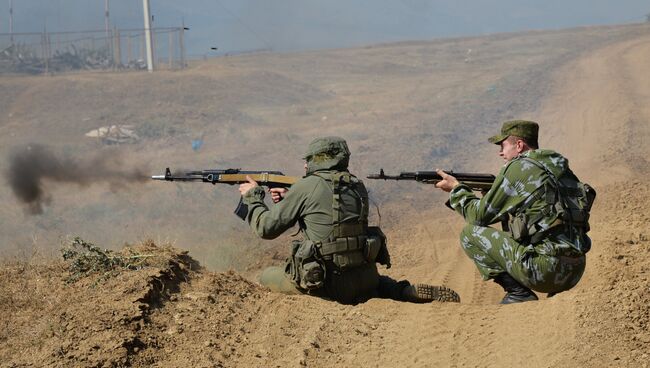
[238,136,460,305]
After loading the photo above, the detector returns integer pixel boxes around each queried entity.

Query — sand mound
[0,241,270,368]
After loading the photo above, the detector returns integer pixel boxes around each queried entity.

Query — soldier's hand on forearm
[238,176,259,196]
[434,169,459,192]
[269,187,288,203]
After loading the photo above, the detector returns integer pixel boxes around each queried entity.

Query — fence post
[168,31,174,69]
[126,34,132,66]
[47,32,52,61]
[179,24,186,69]
[41,31,50,75]
[140,33,145,63]
[114,27,121,67]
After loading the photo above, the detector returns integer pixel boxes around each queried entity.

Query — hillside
[1,23,649,367]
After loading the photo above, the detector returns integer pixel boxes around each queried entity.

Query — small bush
[61,237,156,285]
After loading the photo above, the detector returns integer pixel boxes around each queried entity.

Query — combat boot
[493,273,538,304]
[401,283,461,303]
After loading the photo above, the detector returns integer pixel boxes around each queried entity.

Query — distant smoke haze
[1,1,647,55]
[7,144,148,215]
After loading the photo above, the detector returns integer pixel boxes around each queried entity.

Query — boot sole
[412,284,461,303]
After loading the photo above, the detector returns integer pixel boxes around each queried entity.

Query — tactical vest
[287,171,390,290]
[507,157,596,252]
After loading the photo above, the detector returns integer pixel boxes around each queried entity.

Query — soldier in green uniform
[434,121,593,304]
[238,136,460,305]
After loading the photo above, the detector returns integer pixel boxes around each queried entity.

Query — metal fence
[0,26,186,75]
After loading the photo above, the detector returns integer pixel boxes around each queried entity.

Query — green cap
[303,136,351,174]
[302,136,350,160]
[488,120,539,145]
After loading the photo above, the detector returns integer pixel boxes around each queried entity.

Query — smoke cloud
[7,144,148,215]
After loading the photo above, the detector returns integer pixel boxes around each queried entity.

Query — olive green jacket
[241,151,352,241]
[242,173,337,241]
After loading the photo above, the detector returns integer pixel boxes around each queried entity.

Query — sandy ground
[1,25,649,367]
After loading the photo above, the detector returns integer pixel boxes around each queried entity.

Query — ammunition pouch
[288,239,325,290]
[319,236,367,270]
[317,227,391,270]
[508,212,529,243]
[509,211,569,245]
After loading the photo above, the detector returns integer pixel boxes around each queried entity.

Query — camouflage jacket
[449,149,590,254]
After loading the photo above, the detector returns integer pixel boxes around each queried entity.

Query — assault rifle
[367,169,495,192]
[152,167,299,219]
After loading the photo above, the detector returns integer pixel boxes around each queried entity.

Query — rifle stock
[152,167,299,220]
[367,168,495,192]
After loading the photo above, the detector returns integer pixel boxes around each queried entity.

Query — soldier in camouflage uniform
[434,121,591,304]
[238,136,460,305]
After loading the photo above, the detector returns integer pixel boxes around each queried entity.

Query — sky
[1,1,648,56]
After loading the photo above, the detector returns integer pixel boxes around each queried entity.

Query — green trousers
[460,224,586,293]
[259,264,410,305]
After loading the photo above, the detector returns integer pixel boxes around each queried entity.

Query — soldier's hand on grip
[434,169,460,192]
[269,187,288,203]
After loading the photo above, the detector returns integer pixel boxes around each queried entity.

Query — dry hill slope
[0,24,647,269]
[1,27,649,368]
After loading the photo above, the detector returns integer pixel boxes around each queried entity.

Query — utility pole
[104,0,110,40]
[9,0,14,44]
[142,0,154,72]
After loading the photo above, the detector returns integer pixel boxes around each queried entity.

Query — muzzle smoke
[7,144,148,215]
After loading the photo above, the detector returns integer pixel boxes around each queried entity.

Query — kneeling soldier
[434,121,594,304]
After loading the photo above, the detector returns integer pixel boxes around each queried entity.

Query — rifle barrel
[366,169,495,191]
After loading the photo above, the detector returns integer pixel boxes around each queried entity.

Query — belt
[319,236,367,256]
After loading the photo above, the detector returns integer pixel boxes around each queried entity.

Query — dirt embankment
[0,242,269,368]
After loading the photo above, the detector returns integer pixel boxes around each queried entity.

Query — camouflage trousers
[259,264,411,304]
[460,224,586,293]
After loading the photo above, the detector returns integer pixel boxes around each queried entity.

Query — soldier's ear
[515,139,526,153]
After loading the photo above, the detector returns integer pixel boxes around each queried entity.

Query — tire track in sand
[417,215,501,305]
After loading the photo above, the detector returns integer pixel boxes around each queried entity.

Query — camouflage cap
[302,136,350,160]
[488,120,539,145]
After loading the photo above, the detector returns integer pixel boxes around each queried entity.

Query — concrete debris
[85,125,140,144]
